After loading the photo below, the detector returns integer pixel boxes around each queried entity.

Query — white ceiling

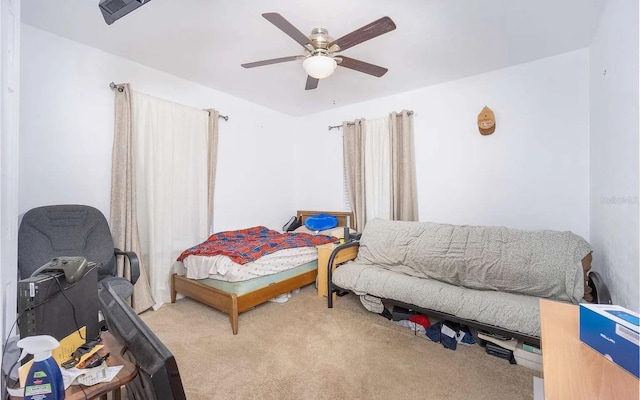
[22,0,606,116]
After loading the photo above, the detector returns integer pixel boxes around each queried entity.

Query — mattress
[193,260,318,296]
[181,247,318,281]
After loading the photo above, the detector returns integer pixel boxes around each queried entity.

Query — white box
[515,355,542,371]
[515,342,542,371]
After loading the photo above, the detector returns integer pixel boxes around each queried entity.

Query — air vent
[99,0,151,25]
[101,0,127,14]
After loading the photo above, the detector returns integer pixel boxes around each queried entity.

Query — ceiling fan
[241,13,396,90]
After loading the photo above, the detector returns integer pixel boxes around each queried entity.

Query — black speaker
[99,0,152,25]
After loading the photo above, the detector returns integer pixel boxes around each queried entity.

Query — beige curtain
[133,92,209,308]
[205,109,220,234]
[343,119,367,231]
[364,117,391,222]
[389,110,419,221]
[110,83,155,313]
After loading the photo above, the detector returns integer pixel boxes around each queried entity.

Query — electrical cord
[17,274,83,315]
[51,274,86,341]
[3,272,94,399]
[5,273,88,391]
[2,292,65,397]
[13,272,87,342]
[78,383,88,399]
[2,314,22,397]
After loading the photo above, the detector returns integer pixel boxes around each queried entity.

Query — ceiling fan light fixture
[242,14,396,90]
[303,55,337,79]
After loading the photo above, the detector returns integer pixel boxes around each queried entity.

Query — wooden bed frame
[170,210,354,335]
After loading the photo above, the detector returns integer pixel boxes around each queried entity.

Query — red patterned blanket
[177,226,335,265]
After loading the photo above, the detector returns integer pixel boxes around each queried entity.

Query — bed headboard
[296,210,355,230]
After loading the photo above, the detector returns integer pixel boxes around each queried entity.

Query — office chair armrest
[114,248,140,285]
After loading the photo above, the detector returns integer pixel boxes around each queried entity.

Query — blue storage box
[579,303,640,378]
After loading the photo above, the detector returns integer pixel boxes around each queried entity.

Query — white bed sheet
[180,247,318,282]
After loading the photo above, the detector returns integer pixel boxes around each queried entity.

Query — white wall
[589,0,639,312]
[19,24,298,232]
[294,50,591,239]
[23,20,637,312]
[1,0,21,343]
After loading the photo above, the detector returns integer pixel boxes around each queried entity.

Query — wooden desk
[11,332,137,400]
[539,299,640,400]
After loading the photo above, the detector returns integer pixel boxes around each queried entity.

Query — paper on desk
[8,365,125,397]
[63,365,123,387]
[18,326,91,386]
[7,387,23,397]
[18,344,103,388]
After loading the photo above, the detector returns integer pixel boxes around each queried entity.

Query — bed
[170,210,354,334]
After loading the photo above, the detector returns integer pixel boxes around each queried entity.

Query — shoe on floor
[269,293,290,304]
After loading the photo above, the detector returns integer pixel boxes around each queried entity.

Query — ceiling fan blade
[241,56,300,68]
[262,13,312,49]
[329,16,396,52]
[337,56,388,77]
[305,76,319,90]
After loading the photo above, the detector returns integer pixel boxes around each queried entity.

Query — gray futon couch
[329,219,601,344]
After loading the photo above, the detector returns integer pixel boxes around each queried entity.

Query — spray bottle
[17,335,65,400]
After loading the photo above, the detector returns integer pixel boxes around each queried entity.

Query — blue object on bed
[304,214,338,231]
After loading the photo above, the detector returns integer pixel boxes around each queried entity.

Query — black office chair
[18,204,140,299]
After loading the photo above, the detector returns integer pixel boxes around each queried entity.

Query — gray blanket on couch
[355,219,592,303]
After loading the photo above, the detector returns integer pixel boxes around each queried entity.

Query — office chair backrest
[18,205,117,281]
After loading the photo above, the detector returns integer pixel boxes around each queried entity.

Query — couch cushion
[356,219,591,303]
[333,262,543,337]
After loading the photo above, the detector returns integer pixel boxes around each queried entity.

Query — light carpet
[140,285,539,400]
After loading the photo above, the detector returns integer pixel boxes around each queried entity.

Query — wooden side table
[316,243,359,300]
[539,299,639,399]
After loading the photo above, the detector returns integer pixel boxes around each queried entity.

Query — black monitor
[97,285,186,400]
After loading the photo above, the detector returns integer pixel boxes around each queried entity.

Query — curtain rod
[208,111,229,121]
[109,82,229,121]
[328,110,414,131]
[328,122,353,131]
